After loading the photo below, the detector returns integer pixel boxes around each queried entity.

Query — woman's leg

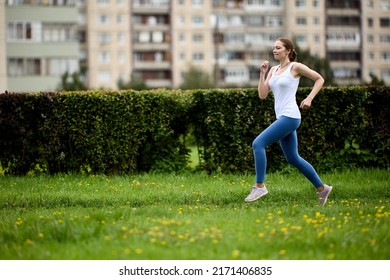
[252,117,299,184]
[279,130,323,188]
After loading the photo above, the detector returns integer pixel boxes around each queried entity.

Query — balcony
[132,0,170,13]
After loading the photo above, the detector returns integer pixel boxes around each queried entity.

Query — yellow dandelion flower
[231,250,240,258]
[291,226,302,231]
[124,248,131,255]
[258,232,265,238]
[104,235,111,241]
[24,239,33,246]
[38,233,44,238]
[327,253,335,260]
[135,248,143,255]
[279,249,287,255]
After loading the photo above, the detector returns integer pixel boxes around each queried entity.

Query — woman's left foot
[317,184,333,206]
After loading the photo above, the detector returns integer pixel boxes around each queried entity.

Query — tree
[365,73,385,85]
[294,42,334,87]
[58,71,88,91]
[180,65,214,89]
[118,74,148,90]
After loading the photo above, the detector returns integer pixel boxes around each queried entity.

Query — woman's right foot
[245,185,268,202]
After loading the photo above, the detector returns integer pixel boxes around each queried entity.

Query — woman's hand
[300,97,312,109]
[260,61,270,76]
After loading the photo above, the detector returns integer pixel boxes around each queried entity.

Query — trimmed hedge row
[191,86,390,173]
[0,90,190,175]
[0,86,389,175]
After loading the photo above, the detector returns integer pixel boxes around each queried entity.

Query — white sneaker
[317,184,333,206]
[245,185,268,202]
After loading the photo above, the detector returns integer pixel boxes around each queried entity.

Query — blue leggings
[252,116,323,188]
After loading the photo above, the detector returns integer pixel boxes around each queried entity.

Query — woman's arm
[293,63,325,109]
[258,61,274,100]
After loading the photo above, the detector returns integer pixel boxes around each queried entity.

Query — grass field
[0,168,389,260]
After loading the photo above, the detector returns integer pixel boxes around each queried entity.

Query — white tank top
[268,62,301,119]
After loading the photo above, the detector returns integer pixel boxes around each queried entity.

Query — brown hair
[277,38,298,61]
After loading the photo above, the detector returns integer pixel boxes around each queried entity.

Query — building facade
[3,0,80,92]
[1,0,389,92]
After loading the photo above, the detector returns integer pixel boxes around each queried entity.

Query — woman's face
[273,40,290,60]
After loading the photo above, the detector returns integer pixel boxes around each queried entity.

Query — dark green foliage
[0,90,189,175]
[179,65,214,89]
[191,86,389,174]
[0,86,388,175]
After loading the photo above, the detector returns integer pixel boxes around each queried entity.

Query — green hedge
[0,86,389,175]
[0,90,190,175]
[191,86,390,173]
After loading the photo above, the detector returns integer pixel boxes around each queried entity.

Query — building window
[381,52,390,62]
[98,14,110,25]
[117,14,125,24]
[192,16,204,26]
[192,0,203,6]
[138,31,150,43]
[193,34,204,43]
[7,22,42,42]
[99,51,111,64]
[179,33,185,43]
[368,35,374,44]
[296,17,307,25]
[192,52,204,62]
[177,15,185,25]
[380,0,390,10]
[296,35,307,44]
[118,51,125,64]
[380,18,390,27]
[381,69,390,79]
[47,58,78,76]
[7,58,24,76]
[179,52,185,63]
[41,24,77,42]
[26,59,41,75]
[117,32,125,44]
[98,71,111,83]
[380,35,390,43]
[368,18,373,27]
[99,33,111,44]
[152,31,163,43]
[295,0,306,8]
[97,0,109,6]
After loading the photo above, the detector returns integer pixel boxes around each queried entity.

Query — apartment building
[0,3,6,92]
[3,0,80,92]
[1,0,389,92]
[361,0,390,84]
[84,0,131,89]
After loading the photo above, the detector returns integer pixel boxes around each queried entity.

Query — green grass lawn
[0,168,389,260]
